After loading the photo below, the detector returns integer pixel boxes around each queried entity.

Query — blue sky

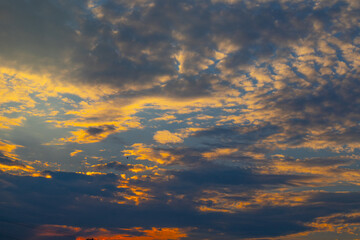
[1,0,360,239]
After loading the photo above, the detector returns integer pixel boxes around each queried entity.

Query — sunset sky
[1,0,360,239]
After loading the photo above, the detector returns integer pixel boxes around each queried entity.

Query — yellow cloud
[36,225,81,237]
[0,116,25,129]
[116,186,153,205]
[123,143,181,165]
[151,114,176,122]
[0,139,22,159]
[0,139,35,173]
[153,127,205,145]
[70,149,83,157]
[153,130,184,144]
[58,127,119,144]
[0,163,34,173]
[202,148,238,159]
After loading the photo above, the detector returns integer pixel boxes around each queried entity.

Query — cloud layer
[1,0,360,239]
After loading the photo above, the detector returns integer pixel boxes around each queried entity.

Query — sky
[1,0,360,239]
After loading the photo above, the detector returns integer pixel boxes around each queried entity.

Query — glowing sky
[1,0,360,239]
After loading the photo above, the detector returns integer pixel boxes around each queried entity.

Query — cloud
[33,225,189,240]
[0,140,34,173]
[70,149,83,157]
[91,161,134,172]
[123,143,182,165]
[0,140,22,159]
[1,163,360,239]
[1,0,360,239]
[169,164,309,188]
[77,227,188,240]
[0,170,304,239]
[153,130,184,144]
[0,153,34,173]
[86,125,116,136]
[0,0,348,96]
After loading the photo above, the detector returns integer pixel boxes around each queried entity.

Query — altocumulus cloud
[0,0,353,95]
[1,0,360,240]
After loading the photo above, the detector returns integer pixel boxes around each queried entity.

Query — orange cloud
[36,224,81,237]
[35,225,188,240]
[77,227,188,240]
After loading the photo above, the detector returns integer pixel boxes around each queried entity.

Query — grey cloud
[0,0,83,72]
[92,161,133,171]
[86,125,116,136]
[276,155,353,167]
[0,0,350,97]
[170,164,305,187]
[258,74,360,149]
[194,124,281,142]
[128,162,312,206]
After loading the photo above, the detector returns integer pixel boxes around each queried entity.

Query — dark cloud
[257,74,360,149]
[194,124,281,143]
[0,0,350,97]
[0,153,25,168]
[295,156,352,167]
[91,161,133,171]
[268,155,355,174]
[0,0,83,71]
[86,125,116,136]
[0,170,360,239]
[170,164,306,187]
[0,152,32,173]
